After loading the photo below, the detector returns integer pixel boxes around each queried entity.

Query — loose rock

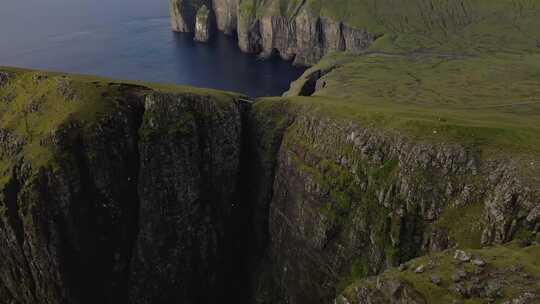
[472,259,486,267]
[398,263,408,272]
[454,250,472,262]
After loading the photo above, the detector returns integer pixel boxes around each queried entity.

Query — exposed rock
[169,0,378,65]
[55,77,79,101]
[414,265,426,273]
[0,71,10,87]
[398,263,408,271]
[194,5,212,42]
[472,258,486,267]
[169,0,210,32]
[241,8,378,66]
[351,279,427,304]
[212,0,236,34]
[454,250,472,262]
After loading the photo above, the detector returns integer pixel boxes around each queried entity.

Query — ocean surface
[0,0,305,97]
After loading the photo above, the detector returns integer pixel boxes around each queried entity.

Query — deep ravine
[0,68,539,304]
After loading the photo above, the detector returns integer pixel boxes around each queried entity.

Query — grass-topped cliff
[0,67,248,304]
[0,1,539,303]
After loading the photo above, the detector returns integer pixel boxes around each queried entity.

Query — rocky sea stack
[194,5,212,42]
[2,0,540,303]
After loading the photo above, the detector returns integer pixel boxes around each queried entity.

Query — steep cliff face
[241,8,377,65]
[169,0,377,65]
[1,47,540,304]
[249,99,540,303]
[0,74,145,304]
[0,68,248,304]
[212,0,237,34]
[129,92,244,304]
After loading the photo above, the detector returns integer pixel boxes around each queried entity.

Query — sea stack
[194,5,211,42]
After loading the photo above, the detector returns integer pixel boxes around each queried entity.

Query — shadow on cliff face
[44,90,145,304]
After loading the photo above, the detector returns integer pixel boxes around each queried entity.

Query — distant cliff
[169,0,377,66]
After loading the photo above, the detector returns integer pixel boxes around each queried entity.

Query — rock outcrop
[194,5,212,42]
[250,10,377,65]
[212,0,237,34]
[170,0,211,32]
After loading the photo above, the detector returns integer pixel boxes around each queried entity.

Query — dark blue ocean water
[0,0,305,96]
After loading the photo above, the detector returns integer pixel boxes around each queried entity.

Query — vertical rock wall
[129,93,244,304]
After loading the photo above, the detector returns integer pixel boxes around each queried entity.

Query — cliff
[171,0,540,66]
[1,52,540,304]
[2,1,540,303]
[248,85,540,302]
[0,68,250,304]
[170,0,378,66]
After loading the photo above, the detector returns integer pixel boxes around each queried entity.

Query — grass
[434,201,485,249]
